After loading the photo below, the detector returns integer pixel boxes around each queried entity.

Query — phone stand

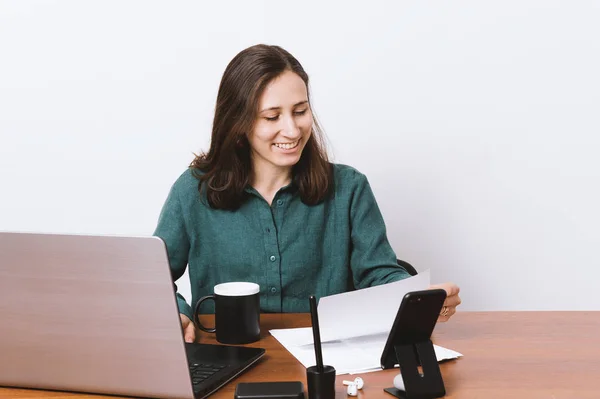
[383,340,445,399]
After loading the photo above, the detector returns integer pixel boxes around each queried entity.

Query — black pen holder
[306,365,336,399]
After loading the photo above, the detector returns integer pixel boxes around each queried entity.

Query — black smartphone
[234,381,304,399]
[380,289,447,369]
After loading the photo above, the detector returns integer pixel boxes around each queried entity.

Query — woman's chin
[271,153,303,168]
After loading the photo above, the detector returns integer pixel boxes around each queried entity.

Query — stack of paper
[270,271,463,375]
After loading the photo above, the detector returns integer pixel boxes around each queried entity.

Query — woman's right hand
[180,313,196,343]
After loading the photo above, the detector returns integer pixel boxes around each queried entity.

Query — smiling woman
[189,44,331,210]
[153,44,461,344]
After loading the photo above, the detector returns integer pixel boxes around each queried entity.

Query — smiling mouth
[273,140,300,150]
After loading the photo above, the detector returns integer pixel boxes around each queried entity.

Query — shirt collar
[244,180,298,196]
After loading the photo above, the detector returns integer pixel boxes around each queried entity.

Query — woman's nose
[282,115,301,138]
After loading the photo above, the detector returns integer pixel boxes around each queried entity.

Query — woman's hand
[429,282,461,322]
[180,313,196,343]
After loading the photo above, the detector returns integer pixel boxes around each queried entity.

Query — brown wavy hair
[190,44,333,210]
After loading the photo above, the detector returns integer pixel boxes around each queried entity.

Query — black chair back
[397,259,418,276]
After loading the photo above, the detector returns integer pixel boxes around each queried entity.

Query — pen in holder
[306,296,336,399]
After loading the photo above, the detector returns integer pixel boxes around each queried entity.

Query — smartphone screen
[380,289,446,369]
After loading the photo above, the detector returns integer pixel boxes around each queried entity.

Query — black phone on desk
[380,289,446,369]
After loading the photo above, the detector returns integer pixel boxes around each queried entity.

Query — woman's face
[247,70,313,174]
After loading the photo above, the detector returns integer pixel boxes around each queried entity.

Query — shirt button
[269,255,276,262]
[270,287,277,293]
[266,228,270,233]
[276,199,283,206]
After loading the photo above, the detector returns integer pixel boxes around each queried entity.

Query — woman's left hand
[429,282,461,322]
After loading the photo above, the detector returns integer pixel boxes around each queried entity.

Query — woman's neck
[250,162,292,205]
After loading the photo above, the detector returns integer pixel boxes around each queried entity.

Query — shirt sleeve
[153,181,193,320]
[349,171,411,288]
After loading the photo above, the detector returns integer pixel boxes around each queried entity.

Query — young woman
[154,44,461,343]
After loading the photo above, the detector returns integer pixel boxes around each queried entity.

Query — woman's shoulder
[328,163,372,201]
[169,167,204,196]
[331,163,369,187]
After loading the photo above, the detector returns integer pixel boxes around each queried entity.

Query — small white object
[346,383,358,396]
[393,374,405,391]
[342,377,364,389]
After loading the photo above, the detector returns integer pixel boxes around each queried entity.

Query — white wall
[1,0,598,311]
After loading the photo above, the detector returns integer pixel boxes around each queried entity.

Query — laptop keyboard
[189,362,227,387]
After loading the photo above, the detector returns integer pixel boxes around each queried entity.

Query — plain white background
[1,1,599,310]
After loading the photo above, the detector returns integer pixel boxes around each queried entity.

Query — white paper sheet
[269,327,462,375]
[295,270,431,345]
[269,273,463,375]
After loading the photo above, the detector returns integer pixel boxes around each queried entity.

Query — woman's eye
[265,115,279,122]
[294,109,308,116]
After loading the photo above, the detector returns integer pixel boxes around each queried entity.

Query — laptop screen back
[0,232,194,399]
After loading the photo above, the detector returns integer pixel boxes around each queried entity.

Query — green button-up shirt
[154,163,409,318]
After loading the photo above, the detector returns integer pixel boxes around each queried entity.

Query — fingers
[429,282,462,323]
[444,295,462,308]
[180,313,192,327]
[184,322,196,343]
[437,305,457,322]
[180,314,196,343]
[430,282,460,298]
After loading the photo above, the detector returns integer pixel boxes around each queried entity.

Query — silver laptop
[0,232,264,399]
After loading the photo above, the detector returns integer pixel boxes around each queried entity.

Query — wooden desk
[2,312,599,399]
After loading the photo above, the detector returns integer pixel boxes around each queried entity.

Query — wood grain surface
[2,312,599,399]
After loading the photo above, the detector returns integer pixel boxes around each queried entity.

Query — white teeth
[273,140,299,150]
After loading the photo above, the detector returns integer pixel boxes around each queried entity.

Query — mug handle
[194,295,216,333]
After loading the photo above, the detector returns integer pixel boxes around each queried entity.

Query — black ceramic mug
[194,282,261,344]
